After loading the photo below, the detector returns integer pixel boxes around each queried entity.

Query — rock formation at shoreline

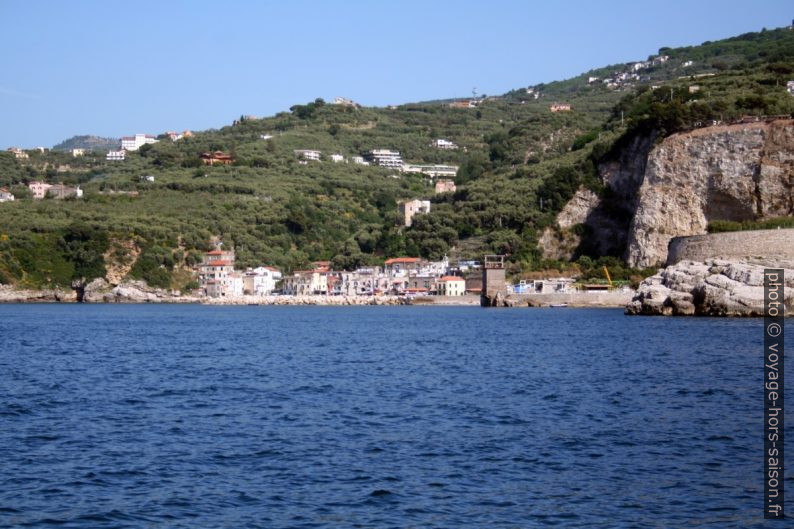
[626,259,794,316]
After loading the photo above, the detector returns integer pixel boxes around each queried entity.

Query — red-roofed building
[200,151,234,166]
[436,275,466,296]
[384,257,423,276]
[198,248,240,297]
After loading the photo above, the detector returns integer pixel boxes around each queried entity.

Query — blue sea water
[0,304,790,528]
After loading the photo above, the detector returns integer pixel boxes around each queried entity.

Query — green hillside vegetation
[1,26,792,290]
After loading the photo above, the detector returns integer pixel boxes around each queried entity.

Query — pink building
[435,179,456,194]
[28,181,53,199]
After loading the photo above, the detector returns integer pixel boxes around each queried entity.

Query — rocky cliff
[539,120,793,266]
[626,119,794,267]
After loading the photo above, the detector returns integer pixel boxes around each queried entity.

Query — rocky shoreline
[626,258,794,316]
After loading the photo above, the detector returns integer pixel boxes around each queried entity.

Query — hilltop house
[550,103,571,112]
[398,199,430,227]
[402,164,458,178]
[294,149,321,162]
[71,148,85,157]
[333,96,360,107]
[106,150,126,161]
[121,134,158,151]
[435,179,456,194]
[200,151,234,166]
[431,139,458,150]
[363,149,403,168]
[47,184,83,199]
[0,188,14,202]
[28,181,52,199]
[8,147,28,159]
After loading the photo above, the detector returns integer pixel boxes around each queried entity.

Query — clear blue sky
[1,0,791,148]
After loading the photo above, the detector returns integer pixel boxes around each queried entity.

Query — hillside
[1,26,793,291]
[52,135,120,152]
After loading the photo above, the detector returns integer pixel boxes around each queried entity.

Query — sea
[0,304,790,528]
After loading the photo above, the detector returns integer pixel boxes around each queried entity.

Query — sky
[1,0,791,148]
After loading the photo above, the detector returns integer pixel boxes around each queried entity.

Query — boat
[548,303,569,308]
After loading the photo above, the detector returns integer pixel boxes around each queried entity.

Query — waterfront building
[243,266,282,296]
[436,275,466,296]
[198,249,237,298]
[282,270,328,296]
[398,199,431,227]
[384,257,423,276]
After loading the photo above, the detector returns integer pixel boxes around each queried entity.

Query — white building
[165,131,183,141]
[363,149,403,168]
[0,188,14,202]
[260,134,273,140]
[431,139,458,150]
[243,266,282,296]
[398,199,431,227]
[330,154,345,163]
[139,175,155,182]
[351,156,370,165]
[28,181,53,199]
[294,149,321,162]
[71,148,85,157]
[402,164,458,178]
[787,80,794,95]
[436,276,466,296]
[121,133,158,151]
[282,270,328,296]
[333,96,359,107]
[106,150,126,161]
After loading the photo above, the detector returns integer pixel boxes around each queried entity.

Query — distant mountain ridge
[52,135,119,151]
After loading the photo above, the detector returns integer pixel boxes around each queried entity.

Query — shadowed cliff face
[625,119,794,267]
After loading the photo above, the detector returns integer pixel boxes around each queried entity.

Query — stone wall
[666,228,794,266]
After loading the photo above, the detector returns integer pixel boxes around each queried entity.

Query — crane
[603,266,613,288]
